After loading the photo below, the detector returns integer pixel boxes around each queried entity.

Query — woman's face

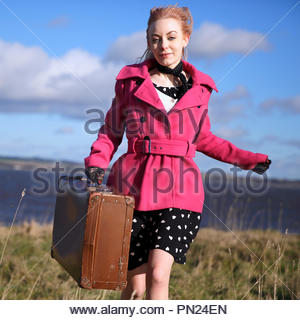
[148,18,189,69]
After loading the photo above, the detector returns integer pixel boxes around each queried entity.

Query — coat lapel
[115,58,218,114]
[133,75,167,114]
[171,85,211,113]
[171,59,218,112]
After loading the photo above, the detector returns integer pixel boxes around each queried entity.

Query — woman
[85,5,271,300]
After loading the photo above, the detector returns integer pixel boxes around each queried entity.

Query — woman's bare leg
[121,263,147,300]
[146,249,174,300]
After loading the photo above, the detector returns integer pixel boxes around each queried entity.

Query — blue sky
[0,0,299,179]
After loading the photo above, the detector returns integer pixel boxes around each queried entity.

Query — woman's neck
[150,68,189,87]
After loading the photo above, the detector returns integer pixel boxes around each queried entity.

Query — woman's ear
[183,33,190,48]
[146,35,151,50]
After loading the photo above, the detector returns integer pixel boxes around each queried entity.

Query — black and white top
[153,77,193,113]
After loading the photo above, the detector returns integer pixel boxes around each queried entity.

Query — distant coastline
[0,156,299,233]
[1,154,300,186]
[0,155,83,171]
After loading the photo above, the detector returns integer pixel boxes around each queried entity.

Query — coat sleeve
[195,110,268,170]
[84,79,126,169]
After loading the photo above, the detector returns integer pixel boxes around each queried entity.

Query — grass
[0,221,299,300]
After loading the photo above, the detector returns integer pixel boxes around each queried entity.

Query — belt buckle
[186,141,195,158]
[143,136,151,153]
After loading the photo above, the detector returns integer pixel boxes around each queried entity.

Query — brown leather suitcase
[51,177,135,290]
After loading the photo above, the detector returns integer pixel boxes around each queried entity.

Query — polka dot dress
[153,76,193,100]
[128,207,202,271]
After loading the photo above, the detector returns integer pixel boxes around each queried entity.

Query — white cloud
[0,20,275,120]
[104,31,147,64]
[263,135,300,150]
[264,153,300,180]
[260,96,300,114]
[215,126,248,139]
[210,85,250,123]
[0,39,123,118]
[47,16,70,28]
[55,126,74,134]
[189,22,271,59]
[284,139,300,149]
[103,22,270,64]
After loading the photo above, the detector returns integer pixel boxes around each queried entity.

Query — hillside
[0,155,81,171]
[0,222,299,299]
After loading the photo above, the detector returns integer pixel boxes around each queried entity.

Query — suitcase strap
[81,194,102,288]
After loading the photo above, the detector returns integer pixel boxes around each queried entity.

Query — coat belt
[127,137,196,158]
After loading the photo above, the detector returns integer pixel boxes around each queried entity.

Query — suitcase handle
[58,175,113,193]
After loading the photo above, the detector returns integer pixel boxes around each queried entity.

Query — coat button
[135,79,144,85]
[197,106,201,108]
[140,116,146,123]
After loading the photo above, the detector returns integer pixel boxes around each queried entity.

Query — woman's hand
[252,158,272,175]
[85,166,105,185]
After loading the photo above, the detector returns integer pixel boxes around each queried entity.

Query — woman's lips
[160,53,171,57]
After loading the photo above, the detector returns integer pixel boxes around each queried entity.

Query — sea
[0,168,299,234]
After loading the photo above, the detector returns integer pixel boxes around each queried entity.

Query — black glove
[252,158,272,175]
[85,166,105,184]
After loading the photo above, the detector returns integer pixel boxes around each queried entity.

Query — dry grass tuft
[0,221,299,300]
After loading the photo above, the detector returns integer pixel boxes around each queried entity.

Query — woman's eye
[151,36,175,43]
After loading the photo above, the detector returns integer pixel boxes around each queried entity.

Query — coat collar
[116,58,218,113]
[116,58,218,91]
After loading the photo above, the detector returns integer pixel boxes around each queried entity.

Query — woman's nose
[160,38,168,50]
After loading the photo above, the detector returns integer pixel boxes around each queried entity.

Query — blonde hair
[137,4,193,63]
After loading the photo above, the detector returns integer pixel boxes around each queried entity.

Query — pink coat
[85,58,268,213]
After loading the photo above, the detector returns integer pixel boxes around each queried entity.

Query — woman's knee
[147,249,174,286]
[148,266,170,286]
